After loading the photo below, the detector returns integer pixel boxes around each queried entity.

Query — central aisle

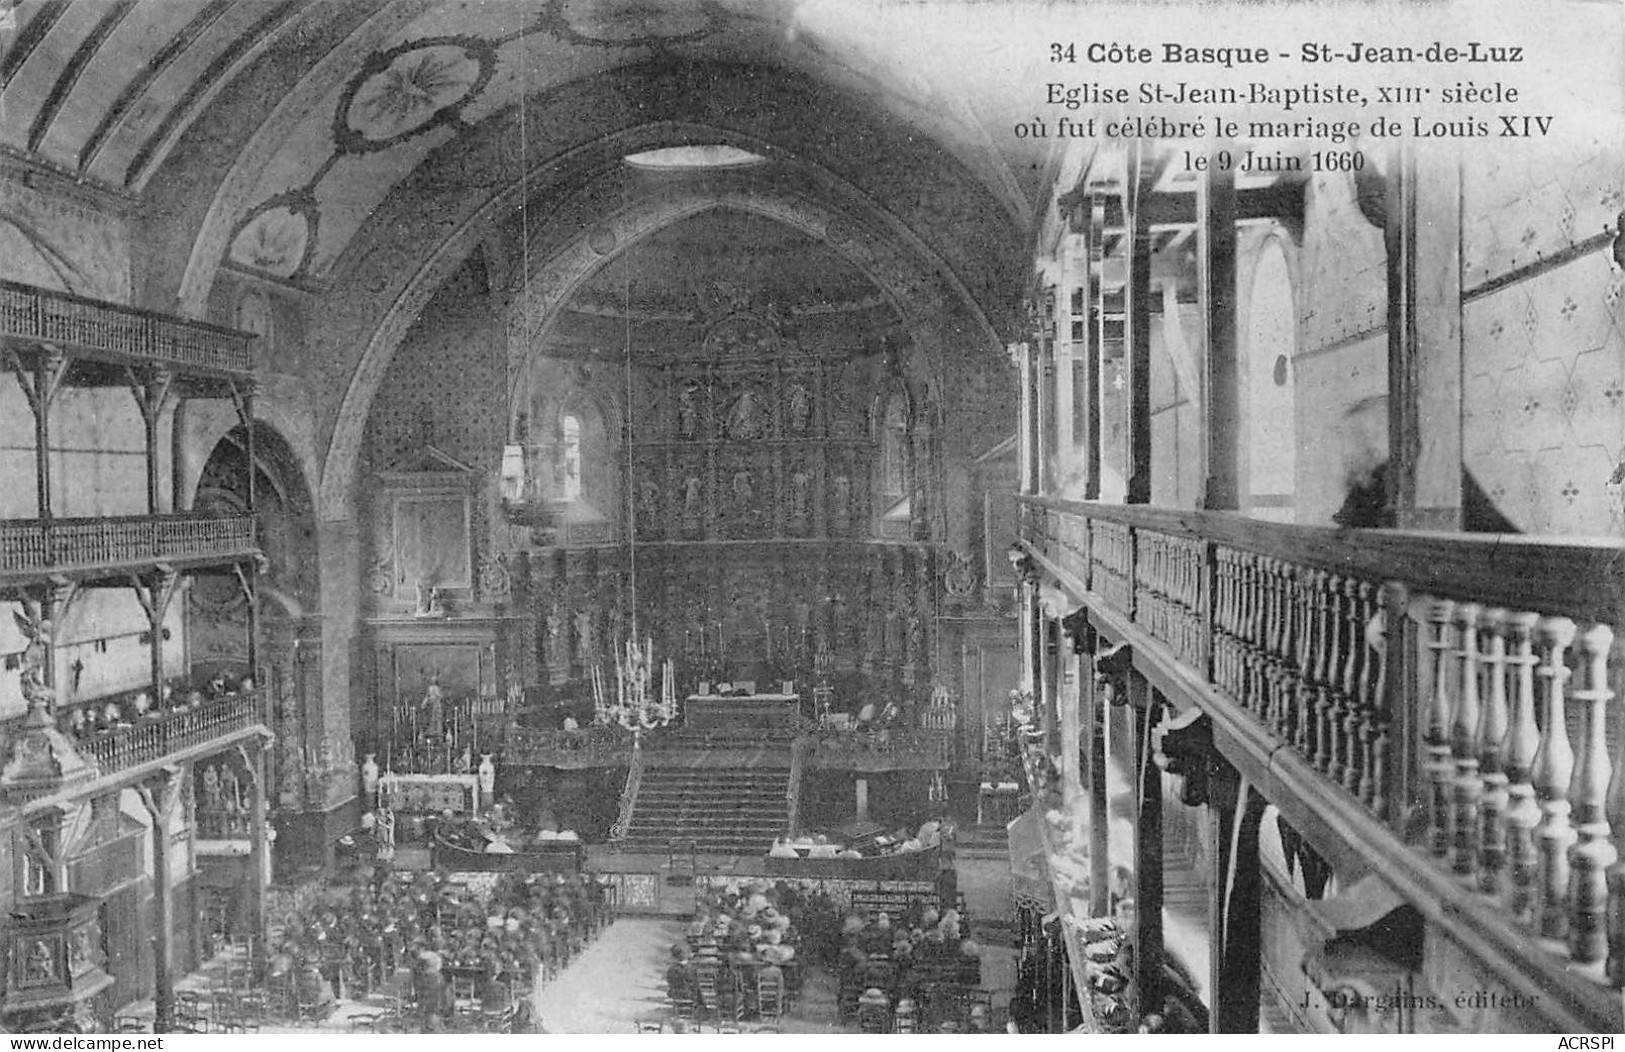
[537,917,688,1033]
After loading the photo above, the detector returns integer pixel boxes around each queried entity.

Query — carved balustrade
[808,728,952,771]
[0,515,257,579]
[0,279,253,374]
[1018,495,1625,1006]
[502,725,635,767]
[72,692,262,778]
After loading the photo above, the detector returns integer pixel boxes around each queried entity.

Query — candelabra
[594,633,677,730]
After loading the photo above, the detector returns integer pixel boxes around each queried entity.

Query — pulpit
[2,893,114,1033]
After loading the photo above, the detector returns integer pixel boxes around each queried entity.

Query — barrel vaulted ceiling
[1,0,1052,326]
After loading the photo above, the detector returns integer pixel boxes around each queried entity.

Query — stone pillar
[855,777,870,821]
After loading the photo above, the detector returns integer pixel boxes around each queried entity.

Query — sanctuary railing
[1018,494,1625,1025]
[808,727,953,771]
[610,742,646,842]
[502,724,634,768]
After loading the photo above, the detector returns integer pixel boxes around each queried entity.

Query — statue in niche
[677,381,700,438]
[790,471,810,524]
[546,603,568,669]
[574,609,597,663]
[725,387,760,439]
[682,476,703,530]
[787,382,812,433]
[422,679,445,736]
[732,470,755,506]
[831,475,851,531]
[202,764,223,809]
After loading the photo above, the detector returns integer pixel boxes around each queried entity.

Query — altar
[684,692,801,731]
[377,772,480,814]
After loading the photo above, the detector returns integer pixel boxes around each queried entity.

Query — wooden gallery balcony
[1017,495,1625,1030]
[0,515,259,586]
[0,279,252,377]
[5,691,270,810]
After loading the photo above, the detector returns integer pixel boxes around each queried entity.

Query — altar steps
[621,766,792,855]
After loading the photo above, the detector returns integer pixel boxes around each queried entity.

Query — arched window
[881,395,908,498]
[559,413,583,503]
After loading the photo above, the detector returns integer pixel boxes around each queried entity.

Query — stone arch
[316,124,998,524]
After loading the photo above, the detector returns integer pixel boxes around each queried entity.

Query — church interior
[0,0,1621,1036]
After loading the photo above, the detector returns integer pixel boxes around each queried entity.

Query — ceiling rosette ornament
[228,192,318,280]
[335,37,497,153]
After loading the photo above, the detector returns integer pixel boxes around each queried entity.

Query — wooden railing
[786,734,812,834]
[610,741,645,842]
[502,725,634,767]
[1019,495,1625,1008]
[808,728,953,771]
[73,692,262,777]
[0,515,257,576]
[0,279,253,374]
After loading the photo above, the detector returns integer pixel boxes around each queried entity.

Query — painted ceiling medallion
[543,0,717,47]
[228,195,317,279]
[336,37,495,152]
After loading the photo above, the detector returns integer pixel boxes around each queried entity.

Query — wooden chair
[451,975,479,1016]
[755,970,785,1023]
[114,1015,147,1034]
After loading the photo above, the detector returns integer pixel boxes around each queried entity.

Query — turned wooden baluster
[1213,550,1231,692]
[1345,581,1378,797]
[1334,578,1362,784]
[1364,583,1401,818]
[1310,570,1333,768]
[1294,569,1319,763]
[1604,630,1625,983]
[1316,575,1344,772]
[1243,552,1264,714]
[1502,611,1543,924]
[1273,560,1295,741]
[1424,599,1458,858]
[1475,608,1511,894]
[1567,624,1615,964]
[1452,602,1485,875]
[1532,616,1577,939]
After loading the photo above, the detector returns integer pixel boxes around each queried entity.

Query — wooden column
[5,347,69,519]
[128,366,173,515]
[1015,342,1036,496]
[1385,146,1464,529]
[137,766,185,1033]
[1082,623,1112,918]
[230,381,259,517]
[1212,779,1268,1033]
[1199,144,1240,511]
[238,741,270,956]
[1125,152,1154,506]
[133,570,180,707]
[1131,674,1164,1020]
[1085,198,1105,501]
